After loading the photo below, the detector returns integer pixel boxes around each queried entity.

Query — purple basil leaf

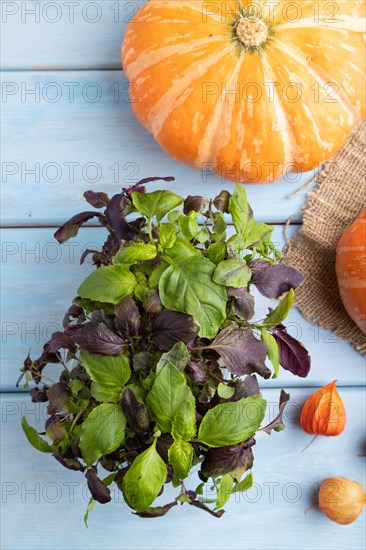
[208,327,271,379]
[213,190,231,213]
[68,304,83,318]
[73,322,126,356]
[260,390,290,434]
[227,287,255,320]
[45,415,67,442]
[64,323,85,336]
[79,249,99,265]
[54,211,102,244]
[156,434,174,463]
[250,259,270,270]
[83,190,110,208]
[130,217,147,232]
[46,382,70,414]
[29,387,48,403]
[201,437,255,477]
[230,375,260,401]
[86,469,112,504]
[251,262,304,299]
[121,388,150,435]
[134,501,177,518]
[183,195,209,215]
[90,310,116,331]
[187,496,225,518]
[115,297,140,340]
[44,331,76,354]
[63,305,85,329]
[185,360,207,383]
[101,233,121,260]
[125,176,174,194]
[54,452,84,471]
[270,325,311,378]
[145,290,163,318]
[151,309,199,352]
[124,184,146,197]
[105,194,138,241]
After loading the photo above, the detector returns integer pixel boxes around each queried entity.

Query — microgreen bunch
[20,178,310,521]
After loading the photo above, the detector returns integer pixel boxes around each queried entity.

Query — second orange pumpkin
[336,208,366,334]
[122,1,366,183]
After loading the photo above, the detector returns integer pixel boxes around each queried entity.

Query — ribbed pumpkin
[122,1,366,183]
[336,208,366,334]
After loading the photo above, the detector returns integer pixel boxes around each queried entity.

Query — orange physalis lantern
[300,381,346,437]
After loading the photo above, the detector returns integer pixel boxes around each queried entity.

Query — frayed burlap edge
[284,120,366,356]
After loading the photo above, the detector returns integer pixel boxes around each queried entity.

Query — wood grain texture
[1,5,365,549]
[1,0,143,70]
[2,226,365,392]
[1,70,318,226]
[1,389,365,550]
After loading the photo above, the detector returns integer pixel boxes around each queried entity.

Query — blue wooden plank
[1,70,318,226]
[2,226,365,391]
[1,389,365,550]
[1,1,144,70]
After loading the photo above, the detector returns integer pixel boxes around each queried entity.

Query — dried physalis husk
[319,477,366,525]
[300,380,346,436]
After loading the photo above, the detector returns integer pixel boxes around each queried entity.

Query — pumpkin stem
[235,16,269,48]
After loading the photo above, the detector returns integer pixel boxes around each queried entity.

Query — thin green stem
[148,218,154,244]
[68,404,88,436]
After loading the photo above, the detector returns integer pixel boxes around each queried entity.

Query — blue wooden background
[1,2,365,549]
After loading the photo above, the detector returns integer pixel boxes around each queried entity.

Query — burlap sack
[284,120,366,356]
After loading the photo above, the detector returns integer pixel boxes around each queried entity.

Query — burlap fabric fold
[284,120,366,356]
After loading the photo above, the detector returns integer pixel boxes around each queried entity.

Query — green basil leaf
[134,272,148,304]
[79,403,126,466]
[157,341,190,374]
[131,190,184,222]
[113,243,157,265]
[148,261,169,287]
[21,417,54,453]
[232,472,253,494]
[261,289,294,328]
[80,350,131,403]
[213,259,252,288]
[211,212,227,242]
[178,212,199,241]
[168,439,194,481]
[159,256,227,339]
[172,400,196,441]
[78,266,136,304]
[197,396,266,447]
[206,242,227,265]
[229,184,250,235]
[260,329,280,378]
[216,473,234,509]
[196,228,210,244]
[146,362,195,433]
[122,440,167,512]
[164,237,201,260]
[84,498,97,528]
[158,223,177,249]
[167,210,181,223]
[217,383,235,399]
[242,218,273,249]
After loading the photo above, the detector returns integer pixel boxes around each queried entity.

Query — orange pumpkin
[336,208,366,334]
[122,1,366,184]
